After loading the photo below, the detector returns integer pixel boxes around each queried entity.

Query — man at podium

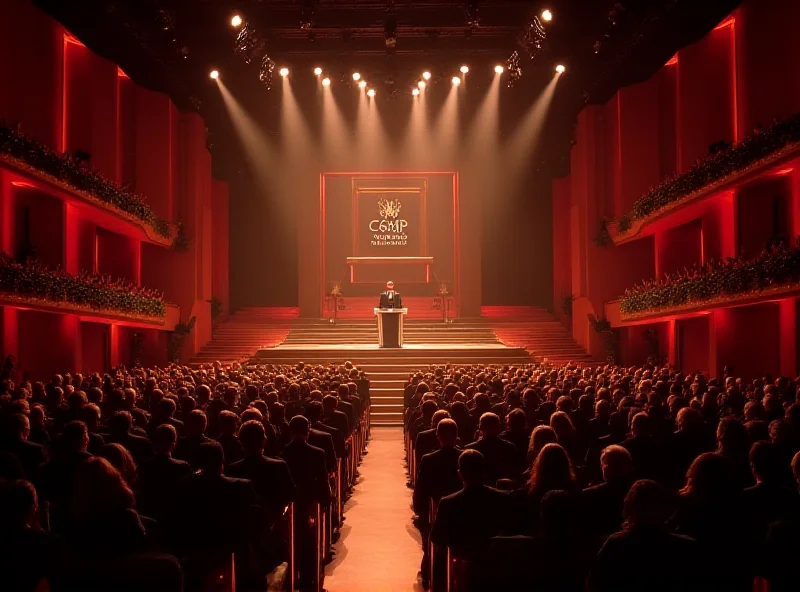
[375,281,406,347]
[378,280,403,309]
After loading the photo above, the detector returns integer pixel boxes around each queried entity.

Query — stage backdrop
[297,171,480,318]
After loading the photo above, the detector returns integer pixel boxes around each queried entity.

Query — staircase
[255,317,550,425]
[194,306,591,425]
[482,306,593,363]
[191,308,297,364]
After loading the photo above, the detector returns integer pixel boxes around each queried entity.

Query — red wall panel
[677,25,737,171]
[712,304,780,380]
[0,1,63,149]
[552,177,571,324]
[735,0,800,137]
[618,79,662,215]
[212,180,230,317]
[656,220,702,277]
[96,228,138,283]
[134,88,175,222]
[63,43,119,180]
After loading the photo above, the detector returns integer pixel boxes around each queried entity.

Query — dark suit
[312,421,345,461]
[308,428,336,474]
[430,485,510,558]
[378,290,403,309]
[464,436,519,485]
[281,440,332,508]
[337,399,356,436]
[173,434,211,469]
[323,409,350,439]
[414,428,439,470]
[137,454,192,522]
[413,446,463,518]
[172,473,257,555]
[105,431,154,465]
[5,439,47,480]
[35,451,92,533]
[226,454,297,518]
[581,478,634,535]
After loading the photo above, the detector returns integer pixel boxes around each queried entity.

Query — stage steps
[253,344,534,426]
[190,307,298,363]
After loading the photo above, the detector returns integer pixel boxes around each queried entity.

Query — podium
[374,308,408,348]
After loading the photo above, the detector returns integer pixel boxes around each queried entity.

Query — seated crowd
[0,359,369,591]
[407,363,800,591]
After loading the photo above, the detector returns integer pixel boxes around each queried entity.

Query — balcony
[0,153,177,247]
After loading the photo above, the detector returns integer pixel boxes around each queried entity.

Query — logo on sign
[370,199,408,246]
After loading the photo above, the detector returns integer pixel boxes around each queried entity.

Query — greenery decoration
[594,219,613,247]
[0,252,166,318]
[208,297,223,322]
[618,112,800,229]
[619,239,800,316]
[0,120,172,238]
[169,316,196,363]
[561,295,574,317]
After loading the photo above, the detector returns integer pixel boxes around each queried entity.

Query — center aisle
[325,427,423,592]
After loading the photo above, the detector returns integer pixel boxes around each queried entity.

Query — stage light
[231,14,243,28]
[417,80,427,89]
[460,65,469,74]
[422,71,431,80]
[541,9,553,22]
[209,69,219,80]
[367,88,376,98]
[314,67,322,76]
[353,72,361,81]
[358,80,367,89]
[412,88,420,96]
[322,77,331,86]
[494,65,504,74]
[555,64,565,74]
[451,76,461,86]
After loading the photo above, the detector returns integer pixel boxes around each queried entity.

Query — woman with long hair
[672,452,750,591]
[526,425,558,466]
[98,443,138,490]
[521,443,577,533]
[550,411,582,463]
[69,457,147,556]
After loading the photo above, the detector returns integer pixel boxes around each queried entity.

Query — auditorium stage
[271,342,512,351]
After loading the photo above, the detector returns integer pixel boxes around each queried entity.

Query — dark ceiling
[34,0,742,178]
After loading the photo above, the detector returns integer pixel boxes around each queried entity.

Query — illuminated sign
[370,198,408,246]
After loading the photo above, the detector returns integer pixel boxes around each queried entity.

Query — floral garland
[619,239,800,316]
[0,121,171,238]
[620,112,800,228]
[0,253,166,318]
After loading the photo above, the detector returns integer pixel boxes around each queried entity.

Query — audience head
[600,444,634,482]
[238,420,267,455]
[98,443,137,487]
[478,412,502,438]
[458,449,486,487]
[435,418,458,447]
[152,424,178,456]
[71,457,135,521]
[185,409,208,437]
[623,480,672,530]
[197,441,225,476]
[289,415,310,441]
[528,425,558,460]
[0,479,38,529]
[528,443,575,495]
[61,420,90,454]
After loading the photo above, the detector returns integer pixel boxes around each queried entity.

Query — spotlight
[358,80,367,89]
[353,72,361,81]
[460,65,469,74]
[451,76,461,86]
[231,14,243,28]
[412,88,420,96]
[418,80,427,89]
[367,88,376,98]
[555,64,566,74]
[322,77,331,86]
[494,65,504,74]
[422,71,431,80]
[541,9,553,22]
[209,69,219,80]
[279,67,289,77]
[314,67,322,76]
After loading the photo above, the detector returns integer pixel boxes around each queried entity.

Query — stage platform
[194,307,592,424]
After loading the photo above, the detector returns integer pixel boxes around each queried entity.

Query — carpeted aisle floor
[324,427,424,592]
